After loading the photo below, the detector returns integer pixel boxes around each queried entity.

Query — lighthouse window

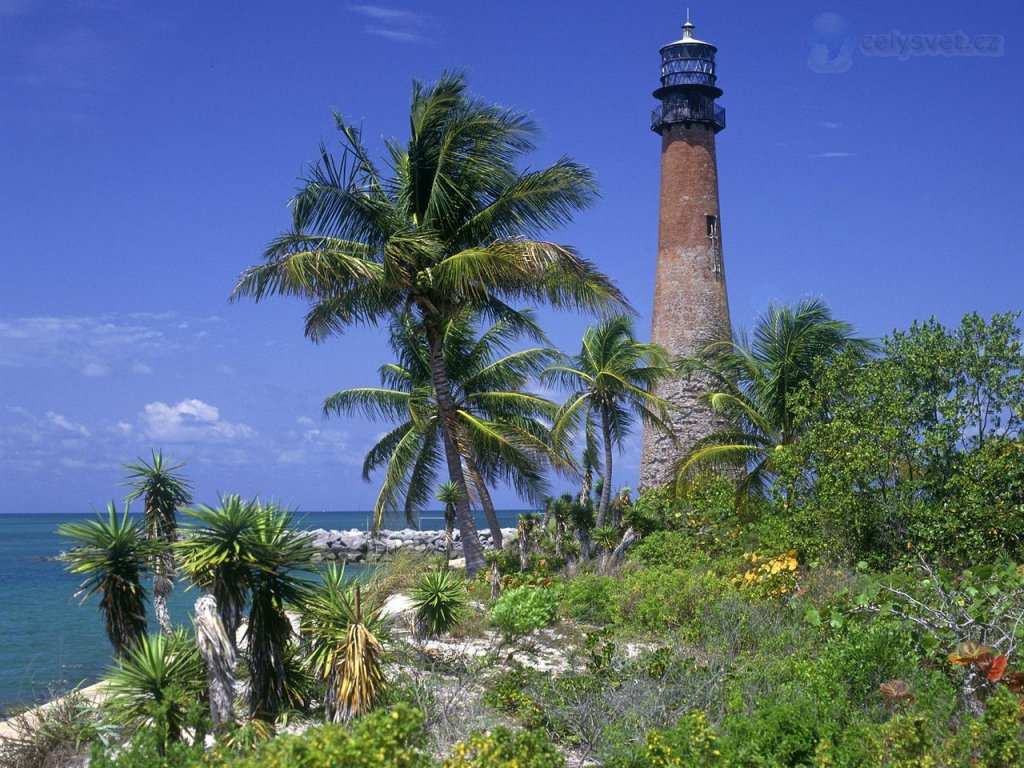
[706,215,718,238]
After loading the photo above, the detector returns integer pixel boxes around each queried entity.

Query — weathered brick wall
[639,122,733,489]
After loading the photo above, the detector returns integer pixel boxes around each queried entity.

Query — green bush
[490,586,557,639]
[442,727,564,768]
[628,531,712,571]
[89,730,205,768]
[559,574,620,625]
[616,566,728,634]
[208,704,430,768]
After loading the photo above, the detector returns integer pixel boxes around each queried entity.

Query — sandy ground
[0,681,109,742]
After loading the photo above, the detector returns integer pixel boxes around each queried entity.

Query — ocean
[0,509,527,714]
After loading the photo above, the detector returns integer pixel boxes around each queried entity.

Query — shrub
[559,574,620,625]
[0,691,101,768]
[89,729,205,768]
[616,567,728,634]
[442,728,565,768]
[410,569,467,638]
[208,704,430,768]
[628,530,711,571]
[490,586,557,640]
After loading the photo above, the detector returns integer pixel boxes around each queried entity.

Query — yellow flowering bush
[733,550,800,598]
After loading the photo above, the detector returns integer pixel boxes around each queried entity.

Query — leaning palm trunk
[609,527,638,565]
[490,561,502,601]
[597,404,614,528]
[427,330,486,577]
[467,458,503,549]
[194,595,236,733]
[577,526,592,563]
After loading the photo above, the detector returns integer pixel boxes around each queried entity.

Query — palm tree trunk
[153,573,173,636]
[597,403,614,528]
[427,328,486,578]
[518,528,529,572]
[466,457,503,549]
[577,526,591,562]
[194,595,236,733]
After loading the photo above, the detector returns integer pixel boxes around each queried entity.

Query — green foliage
[103,631,207,755]
[616,567,728,634]
[629,530,712,571]
[59,503,163,656]
[778,312,1024,565]
[608,710,721,768]
[558,573,620,625]
[490,585,557,639]
[122,452,192,543]
[410,568,467,637]
[971,685,1024,767]
[89,728,205,768]
[207,705,430,768]
[442,727,565,768]
[625,478,739,553]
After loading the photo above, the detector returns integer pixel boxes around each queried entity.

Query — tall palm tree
[675,298,876,498]
[544,316,675,527]
[232,72,626,577]
[59,503,162,656]
[325,312,559,549]
[122,452,192,635]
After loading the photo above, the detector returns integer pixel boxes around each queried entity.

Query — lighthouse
[639,17,733,488]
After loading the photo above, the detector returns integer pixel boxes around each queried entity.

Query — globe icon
[806,13,855,73]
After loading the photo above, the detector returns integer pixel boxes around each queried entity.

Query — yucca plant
[302,566,385,722]
[410,568,467,638]
[103,630,206,755]
[59,503,163,656]
[337,587,386,722]
[516,513,539,573]
[122,452,192,635]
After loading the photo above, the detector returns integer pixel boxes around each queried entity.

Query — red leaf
[987,655,1008,682]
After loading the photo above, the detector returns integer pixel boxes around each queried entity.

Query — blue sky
[1,1,1021,515]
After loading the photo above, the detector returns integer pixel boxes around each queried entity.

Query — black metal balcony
[651,101,726,133]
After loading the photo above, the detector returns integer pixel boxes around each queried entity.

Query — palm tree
[177,495,262,653]
[544,316,675,527]
[674,298,876,499]
[436,481,462,561]
[122,452,192,635]
[232,73,626,577]
[325,313,559,549]
[193,594,236,733]
[59,503,163,656]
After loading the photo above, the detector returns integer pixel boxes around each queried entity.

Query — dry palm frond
[332,589,386,722]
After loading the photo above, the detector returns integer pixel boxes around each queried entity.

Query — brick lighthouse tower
[639,16,733,488]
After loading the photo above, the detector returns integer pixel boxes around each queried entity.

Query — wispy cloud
[348,4,433,44]
[818,120,843,129]
[46,411,91,437]
[809,151,857,158]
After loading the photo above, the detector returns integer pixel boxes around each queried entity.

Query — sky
[1,1,1021,516]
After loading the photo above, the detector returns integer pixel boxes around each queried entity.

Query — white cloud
[131,362,153,375]
[82,361,110,377]
[809,151,856,158]
[216,365,234,376]
[818,121,843,129]
[141,398,255,444]
[296,416,314,426]
[46,410,90,437]
[348,4,432,44]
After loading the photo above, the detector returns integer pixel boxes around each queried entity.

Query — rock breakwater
[308,527,516,563]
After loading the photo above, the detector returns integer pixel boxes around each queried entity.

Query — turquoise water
[0,509,525,714]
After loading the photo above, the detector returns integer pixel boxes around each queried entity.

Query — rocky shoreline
[308,527,516,563]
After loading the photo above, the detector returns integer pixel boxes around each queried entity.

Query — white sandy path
[0,681,110,742]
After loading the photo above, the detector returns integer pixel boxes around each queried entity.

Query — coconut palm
[59,503,163,656]
[232,72,626,576]
[544,316,676,527]
[324,312,561,549]
[674,298,876,499]
[122,452,192,635]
